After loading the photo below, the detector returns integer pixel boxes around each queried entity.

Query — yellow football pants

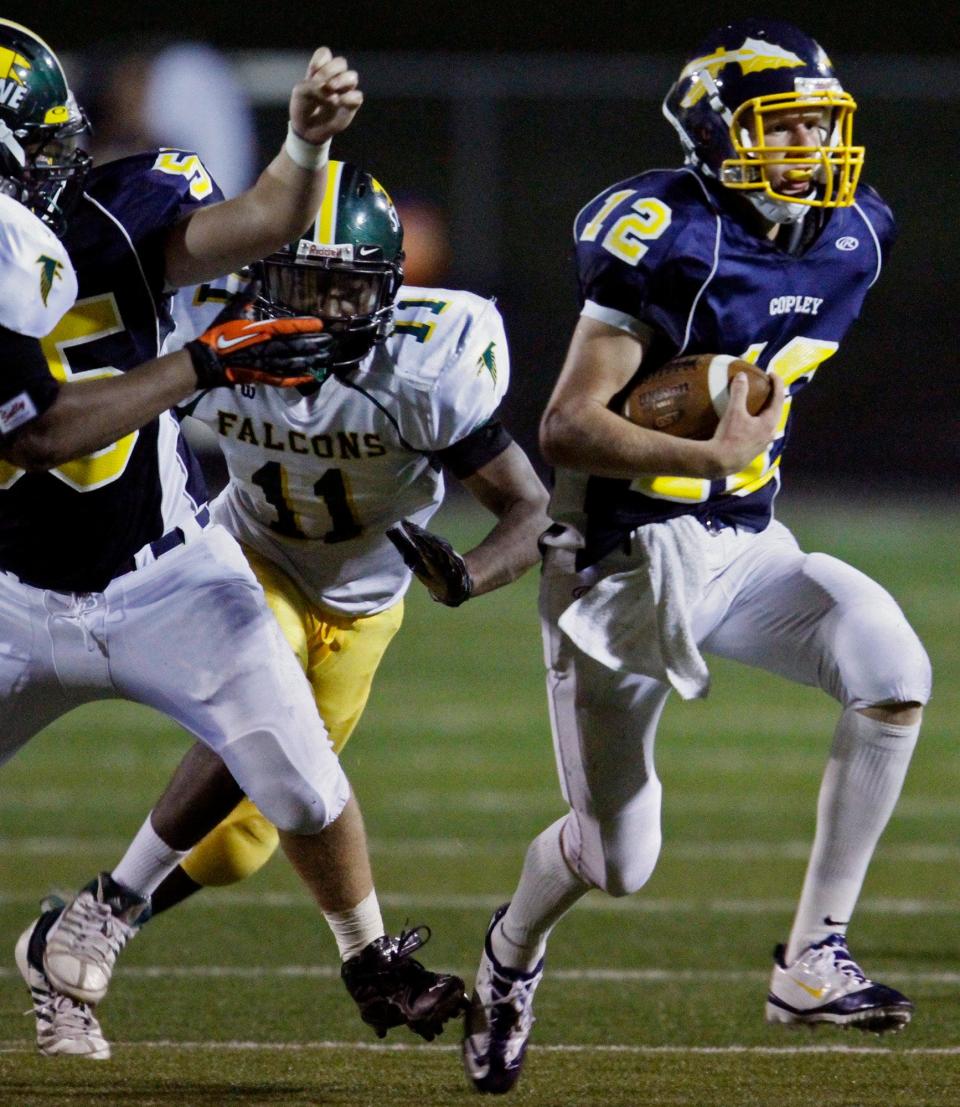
[182,545,403,887]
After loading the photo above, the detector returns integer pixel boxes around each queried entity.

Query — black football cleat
[341,926,468,1041]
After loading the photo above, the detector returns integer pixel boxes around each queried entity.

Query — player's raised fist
[289,47,363,147]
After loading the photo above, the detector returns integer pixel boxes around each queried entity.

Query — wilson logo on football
[835,237,859,251]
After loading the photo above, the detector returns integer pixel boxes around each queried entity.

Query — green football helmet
[0,18,91,235]
[258,161,405,371]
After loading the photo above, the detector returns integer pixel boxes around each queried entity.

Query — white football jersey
[0,193,77,337]
[180,286,509,615]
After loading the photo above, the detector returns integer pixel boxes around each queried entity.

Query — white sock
[785,709,920,964]
[491,817,589,973]
[324,888,385,961]
[111,813,190,899]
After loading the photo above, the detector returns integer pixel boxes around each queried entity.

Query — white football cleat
[43,872,146,1005]
[15,908,111,1059]
[766,933,913,1034]
[462,904,544,1095]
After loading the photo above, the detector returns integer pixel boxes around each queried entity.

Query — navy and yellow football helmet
[0,19,91,235]
[258,161,405,371]
[662,18,864,223]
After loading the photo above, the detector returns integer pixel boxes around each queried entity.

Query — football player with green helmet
[73,161,550,1049]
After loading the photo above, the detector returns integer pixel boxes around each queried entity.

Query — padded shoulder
[0,194,77,337]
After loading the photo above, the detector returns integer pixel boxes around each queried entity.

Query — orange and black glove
[186,315,333,389]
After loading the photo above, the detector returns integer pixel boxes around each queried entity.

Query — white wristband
[284,123,331,171]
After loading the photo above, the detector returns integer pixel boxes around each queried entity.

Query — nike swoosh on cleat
[790,978,828,999]
[823,916,849,927]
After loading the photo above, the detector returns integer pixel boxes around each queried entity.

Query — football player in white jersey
[1,21,473,1061]
[108,162,550,985]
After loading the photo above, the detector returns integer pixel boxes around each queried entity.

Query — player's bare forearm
[542,396,727,479]
[1,351,198,471]
[542,315,784,481]
[163,160,330,288]
[459,442,551,596]
[163,47,362,289]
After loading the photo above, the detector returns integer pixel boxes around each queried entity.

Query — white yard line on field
[0,890,954,915]
[3,835,959,862]
[3,1038,960,1056]
[1,965,958,983]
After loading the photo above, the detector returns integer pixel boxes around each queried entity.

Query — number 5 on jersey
[0,294,139,492]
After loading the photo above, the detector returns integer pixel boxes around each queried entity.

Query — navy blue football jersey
[0,150,224,591]
[557,167,894,564]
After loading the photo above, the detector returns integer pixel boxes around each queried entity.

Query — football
[623,354,773,440]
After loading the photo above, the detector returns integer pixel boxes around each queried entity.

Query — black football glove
[186,313,333,389]
[386,518,473,607]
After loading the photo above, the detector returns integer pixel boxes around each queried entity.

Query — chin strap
[744,190,812,225]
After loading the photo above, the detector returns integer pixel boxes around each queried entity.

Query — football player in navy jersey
[463,18,931,1095]
[0,19,467,1060]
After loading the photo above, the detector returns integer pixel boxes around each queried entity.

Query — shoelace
[812,938,868,984]
[54,894,134,965]
[391,924,431,965]
[25,986,100,1037]
[484,962,541,1032]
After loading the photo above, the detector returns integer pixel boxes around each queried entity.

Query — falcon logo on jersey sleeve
[37,254,63,305]
[476,341,498,384]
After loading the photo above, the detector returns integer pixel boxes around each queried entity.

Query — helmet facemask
[16,111,92,235]
[258,240,404,376]
[720,85,863,220]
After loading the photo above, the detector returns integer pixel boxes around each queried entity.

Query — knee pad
[564,782,663,897]
[182,799,280,886]
[220,730,351,835]
[815,577,932,709]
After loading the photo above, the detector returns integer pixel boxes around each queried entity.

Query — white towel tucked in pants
[558,514,712,699]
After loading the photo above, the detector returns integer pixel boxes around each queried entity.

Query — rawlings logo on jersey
[0,390,38,435]
[477,341,498,384]
[36,254,64,306]
[679,38,806,108]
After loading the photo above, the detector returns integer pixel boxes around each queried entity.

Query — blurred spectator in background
[393,194,452,286]
[81,41,256,197]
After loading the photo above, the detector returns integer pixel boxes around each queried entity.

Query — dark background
[11,1,959,495]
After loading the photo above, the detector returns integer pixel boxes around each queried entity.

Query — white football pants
[0,524,349,834]
[541,519,932,894]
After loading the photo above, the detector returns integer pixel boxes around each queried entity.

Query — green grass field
[1,496,958,1106]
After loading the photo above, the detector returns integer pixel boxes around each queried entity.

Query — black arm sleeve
[432,419,513,480]
[0,325,60,442]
